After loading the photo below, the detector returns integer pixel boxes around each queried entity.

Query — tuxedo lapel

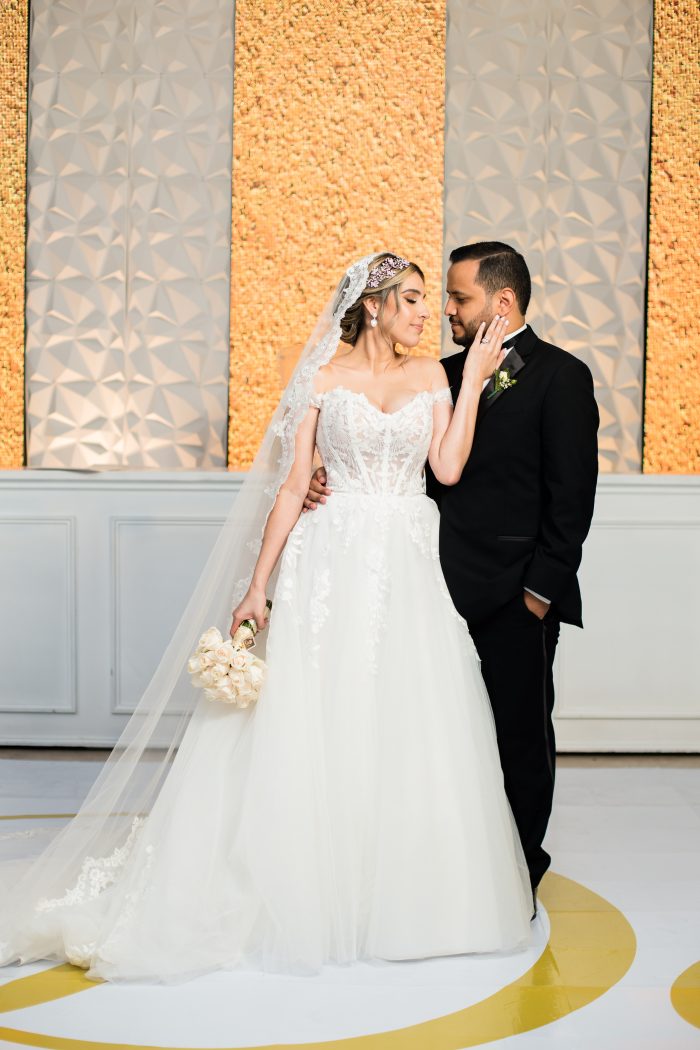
[476,345,526,423]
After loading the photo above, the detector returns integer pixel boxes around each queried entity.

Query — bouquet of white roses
[188,603,271,709]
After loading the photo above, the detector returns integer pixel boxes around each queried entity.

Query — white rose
[198,627,223,650]
[498,371,509,383]
[216,681,236,702]
[231,649,249,670]
[188,655,205,675]
[228,670,246,690]
[199,668,220,688]
[236,689,255,708]
[212,641,235,665]
[248,662,264,688]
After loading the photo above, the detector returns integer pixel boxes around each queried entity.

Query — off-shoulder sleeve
[432,386,453,406]
[309,391,324,410]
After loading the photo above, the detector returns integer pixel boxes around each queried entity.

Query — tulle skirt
[2,492,532,981]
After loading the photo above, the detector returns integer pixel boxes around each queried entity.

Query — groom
[423,242,598,907]
[305,242,599,909]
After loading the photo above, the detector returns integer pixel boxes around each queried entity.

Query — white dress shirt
[480,323,528,390]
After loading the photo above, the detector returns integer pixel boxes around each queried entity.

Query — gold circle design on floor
[670,960,700,1030]
[0,870,636,1050]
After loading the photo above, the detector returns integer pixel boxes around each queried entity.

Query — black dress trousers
[468,596,560,891]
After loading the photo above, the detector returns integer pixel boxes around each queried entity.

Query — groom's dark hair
[449,242,531,314]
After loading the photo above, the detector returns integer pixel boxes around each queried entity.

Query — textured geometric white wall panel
[444,0,652,472]
[25,0,235,469]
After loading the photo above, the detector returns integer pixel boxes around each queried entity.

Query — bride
[0,253,532,983]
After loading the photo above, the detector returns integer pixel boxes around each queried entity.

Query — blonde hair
[339,253,425,346]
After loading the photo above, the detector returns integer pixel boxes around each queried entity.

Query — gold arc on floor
[0,871,636,1050]
[670,960,700,1030]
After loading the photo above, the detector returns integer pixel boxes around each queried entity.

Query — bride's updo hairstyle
[339,252,424,346]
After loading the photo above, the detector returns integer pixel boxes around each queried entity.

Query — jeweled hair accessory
[366,255,410,288]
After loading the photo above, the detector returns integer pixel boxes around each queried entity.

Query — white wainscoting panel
[558,523,699,719]
[0,471,698,750]
[0,472,241,745]
[112,517,226,714]
[553,477,700,751]
[0,517,76,714]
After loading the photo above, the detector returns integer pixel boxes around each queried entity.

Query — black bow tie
[501,327,525,352]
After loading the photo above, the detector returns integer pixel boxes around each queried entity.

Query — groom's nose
[444,298,456,317]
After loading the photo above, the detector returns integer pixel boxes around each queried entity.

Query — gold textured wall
[228,0,446,469]
[0,0,28,469]
[644,0,700,473]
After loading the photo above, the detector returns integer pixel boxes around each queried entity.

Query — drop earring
[370,316,378,328]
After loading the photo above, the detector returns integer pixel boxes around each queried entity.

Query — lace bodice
[310,386,452,496]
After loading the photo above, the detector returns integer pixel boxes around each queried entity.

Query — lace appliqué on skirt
[36,817,145,914]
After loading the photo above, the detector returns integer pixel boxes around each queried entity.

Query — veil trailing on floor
[0,255,376,965]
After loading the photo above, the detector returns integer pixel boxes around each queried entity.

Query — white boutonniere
[487,368,517,399]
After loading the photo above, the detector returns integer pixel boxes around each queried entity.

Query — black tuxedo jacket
[425,326,599,628]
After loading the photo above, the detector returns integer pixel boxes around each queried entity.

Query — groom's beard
[449,310,494,347]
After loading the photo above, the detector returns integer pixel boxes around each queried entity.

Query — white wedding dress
[2,385,532,982]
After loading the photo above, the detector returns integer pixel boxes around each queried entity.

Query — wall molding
[1,470,697,493]
[0,471,246,493]
[588,519,700,529]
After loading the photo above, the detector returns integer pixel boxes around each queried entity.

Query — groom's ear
[495,286,517,317]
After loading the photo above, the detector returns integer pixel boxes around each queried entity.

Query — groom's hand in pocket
[523,590,549,620]
[303,467,331,512]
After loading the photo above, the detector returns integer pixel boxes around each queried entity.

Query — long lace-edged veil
[0,255,376,963]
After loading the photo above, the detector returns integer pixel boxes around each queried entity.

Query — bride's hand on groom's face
[463,315,509,385]
[302,467,331,513]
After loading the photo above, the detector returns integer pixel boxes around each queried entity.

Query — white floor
[0,756,698,1049]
